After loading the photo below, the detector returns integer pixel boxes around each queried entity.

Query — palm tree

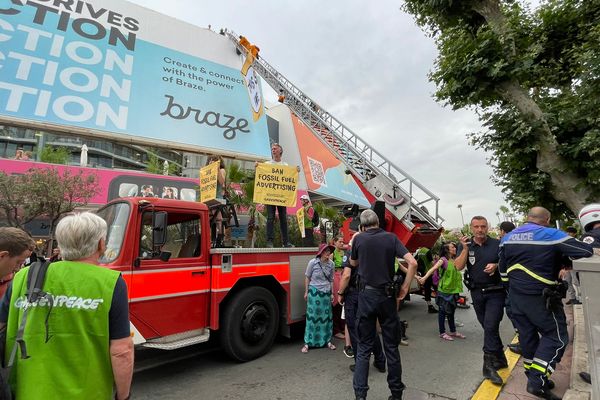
[496,211,501,224]
[226,162,265,247]
[457,204,465,227]
[499,205,509,221]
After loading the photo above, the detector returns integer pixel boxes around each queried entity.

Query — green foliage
[403,0,600,216]
[145,151,179,176]
[40,145,70,165]
[0,168,100,233]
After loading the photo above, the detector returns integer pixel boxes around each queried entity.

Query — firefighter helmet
[578,203,600,232]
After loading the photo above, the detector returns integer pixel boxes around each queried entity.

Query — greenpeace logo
[15,294,104,310]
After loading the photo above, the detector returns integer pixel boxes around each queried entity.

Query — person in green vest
[414,247,437,313]
[0,212,133,400]
[418,242,466,341]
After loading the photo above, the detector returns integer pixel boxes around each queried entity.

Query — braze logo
[15,295,104,310]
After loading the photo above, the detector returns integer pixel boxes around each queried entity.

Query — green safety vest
[303,206,314,229]
[5,261,120,400]
[333,249,344,268]
[438,258,463,294]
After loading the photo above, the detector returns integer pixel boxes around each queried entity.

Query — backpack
[311,208,319,226]
[0,260,52,400]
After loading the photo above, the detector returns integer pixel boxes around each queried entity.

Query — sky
[128,0,511,228]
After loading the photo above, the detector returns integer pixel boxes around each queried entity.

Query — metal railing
[227,32,442,228]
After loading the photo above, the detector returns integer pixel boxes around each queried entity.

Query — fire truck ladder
[227,32,443,230]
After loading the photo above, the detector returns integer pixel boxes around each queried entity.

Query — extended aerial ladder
[227,32,443,249]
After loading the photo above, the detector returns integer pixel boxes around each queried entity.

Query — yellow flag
[296,207,305,238]
[253,163,298,207]
[199,161,219,202]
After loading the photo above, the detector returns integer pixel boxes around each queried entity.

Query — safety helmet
[578,203,600,232]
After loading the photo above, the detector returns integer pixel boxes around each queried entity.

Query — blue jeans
[354,288,405,399]
[266,205,288,244]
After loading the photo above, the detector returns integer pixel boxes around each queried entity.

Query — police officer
[499,207,593,400]
[348,210,418,400]
[337,230,386,374]
[579,203,600,250]
[455,215,506,385]
[577,203,600,385]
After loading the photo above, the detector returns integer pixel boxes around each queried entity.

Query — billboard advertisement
[0,0,271,159]
[291,115,370,207]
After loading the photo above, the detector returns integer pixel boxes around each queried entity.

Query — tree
[40,145,70,164]
[402,0,600,217]
[0,168,99,251]
[145,151,179,176]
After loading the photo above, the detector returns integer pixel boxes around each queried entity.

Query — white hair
[360,209,379,228]
[55,212,107,261]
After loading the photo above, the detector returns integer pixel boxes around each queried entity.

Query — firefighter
[499,207,593,400]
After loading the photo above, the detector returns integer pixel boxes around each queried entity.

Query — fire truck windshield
[97,202,131,263]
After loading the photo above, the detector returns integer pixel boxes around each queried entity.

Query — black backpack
[311,208,319,226]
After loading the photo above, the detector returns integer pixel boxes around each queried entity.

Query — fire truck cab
[97,197,315,362]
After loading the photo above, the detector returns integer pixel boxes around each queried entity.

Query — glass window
[140,212,202,259]
[97,202,131,263]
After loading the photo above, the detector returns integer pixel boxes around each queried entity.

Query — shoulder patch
[583,236,595,244]
[343,255,347,262]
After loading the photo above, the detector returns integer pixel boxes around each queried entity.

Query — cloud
[129,0,508,228]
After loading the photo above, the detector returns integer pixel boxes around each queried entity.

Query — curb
[564,305,591,400]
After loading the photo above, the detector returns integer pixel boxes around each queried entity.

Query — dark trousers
[266,205,288,244]
[354,289,404,399]
[423,275,435,302]
[509,291,568,390]
[436,295,456,334]
[344,289,385,366]
[470,288,505,353]
[505,291,519,332]
[302,228,314,247]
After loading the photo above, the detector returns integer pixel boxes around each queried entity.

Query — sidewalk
[497,303,591,400]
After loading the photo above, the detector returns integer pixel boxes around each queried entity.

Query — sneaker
[400,339,409,346]
[343,346,354,358]
[427,304,438,314]
[349,364,355,372]
[455,321,465,327]
[266,241,274,248]
[283,242,295,248]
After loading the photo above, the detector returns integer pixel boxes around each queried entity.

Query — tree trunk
[472,0,591,214]
[497,81,590,213]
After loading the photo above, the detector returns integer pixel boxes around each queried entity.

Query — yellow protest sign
[296,207,305,238]
[199,161,219,202]
[253,163,298,207]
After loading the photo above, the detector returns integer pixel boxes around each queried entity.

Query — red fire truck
[97,197,315,362]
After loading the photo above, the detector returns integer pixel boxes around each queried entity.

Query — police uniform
[581,227,600,249]
[463,236,506,364]
[341,249,385,371]
[351,228,409,400]
[499,223,593,395]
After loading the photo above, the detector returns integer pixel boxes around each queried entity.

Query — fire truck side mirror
[153,211,168,247]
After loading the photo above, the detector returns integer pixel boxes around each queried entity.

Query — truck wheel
[220,287,279,362]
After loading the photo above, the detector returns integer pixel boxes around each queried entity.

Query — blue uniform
[499,222,593,391]
[351,228,409,400]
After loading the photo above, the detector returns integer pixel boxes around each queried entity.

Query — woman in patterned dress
[301,243,336,353]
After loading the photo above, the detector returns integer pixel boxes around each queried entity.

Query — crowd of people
[0,158,599,400]
[298,204,599,400]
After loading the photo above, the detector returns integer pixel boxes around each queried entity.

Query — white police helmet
[578,203,600,232]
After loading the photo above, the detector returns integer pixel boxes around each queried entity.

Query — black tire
[220,287,279,362]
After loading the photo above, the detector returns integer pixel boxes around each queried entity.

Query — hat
[499,221,515,233]
[300,194,310,201]
[316,243,334,257]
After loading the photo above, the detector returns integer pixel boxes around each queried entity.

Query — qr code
[308,157,327,187]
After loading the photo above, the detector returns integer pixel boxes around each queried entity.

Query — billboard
[0,0,271,159]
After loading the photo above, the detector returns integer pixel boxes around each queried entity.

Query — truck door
[127,210,209,339]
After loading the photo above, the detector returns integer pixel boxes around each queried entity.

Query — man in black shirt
[455,215,505,385]
[349,210,418,400]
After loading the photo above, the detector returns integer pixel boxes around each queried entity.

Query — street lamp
[457,204,465,227]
